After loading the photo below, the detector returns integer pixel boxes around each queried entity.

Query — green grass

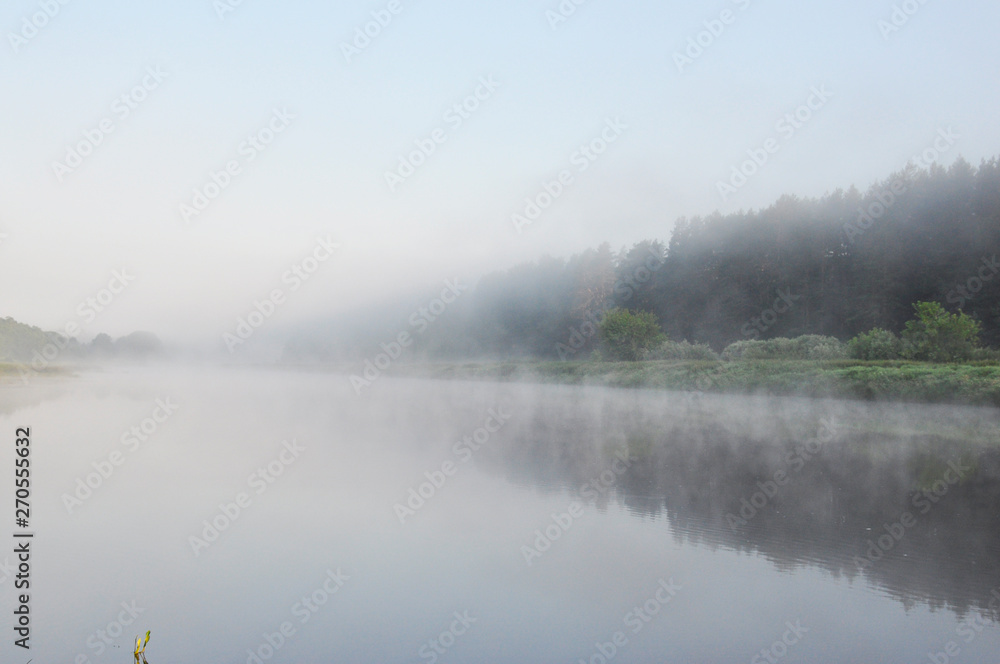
[397,359,1000,406]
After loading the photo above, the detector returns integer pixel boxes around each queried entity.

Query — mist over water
[4,1,1000,662]
[2,366,998,663]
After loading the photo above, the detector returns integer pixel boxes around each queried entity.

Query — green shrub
[848,328,901,360]
[900,301,981,362]
[721,335,845,361]
[720,339,762,361]
[598,308,667,361]
[647,339,720,361]
[807,339,847,360]
[969,347,1000,362]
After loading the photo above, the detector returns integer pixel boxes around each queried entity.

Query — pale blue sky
[1,0,998,343]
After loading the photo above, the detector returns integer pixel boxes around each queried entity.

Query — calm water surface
[1,366,999,663]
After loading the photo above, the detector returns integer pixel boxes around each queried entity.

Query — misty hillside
[0,317,62,362]
[0,317,163,363]
[285,157,1000,362]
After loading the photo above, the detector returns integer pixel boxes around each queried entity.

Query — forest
[0,316,162,365]
[285,156,1000,363]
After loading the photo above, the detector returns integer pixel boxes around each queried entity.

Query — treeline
[0,317,162,363]
[284,156,1000,362]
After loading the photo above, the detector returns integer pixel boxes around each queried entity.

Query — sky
[1,0,999,345]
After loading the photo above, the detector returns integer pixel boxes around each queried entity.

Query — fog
[2,1,1000,348]
[3,3,1000,662]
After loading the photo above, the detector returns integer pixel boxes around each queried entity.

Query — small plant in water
[133,630,151,663]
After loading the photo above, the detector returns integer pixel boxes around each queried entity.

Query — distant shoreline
[7,359,1000,408]
[0,362,69,381]
[387,359,1000,407]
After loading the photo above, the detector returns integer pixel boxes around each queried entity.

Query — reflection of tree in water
[483,389,1000,621]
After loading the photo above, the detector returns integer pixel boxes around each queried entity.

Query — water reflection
[477,386,1000,620]
[3,368,1000,663]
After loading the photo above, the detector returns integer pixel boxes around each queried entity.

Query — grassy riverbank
[0,362,68,380]
[396,359,1000,406]
[0,362,26,377]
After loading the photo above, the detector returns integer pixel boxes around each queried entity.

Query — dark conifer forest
[436,157,1000,358]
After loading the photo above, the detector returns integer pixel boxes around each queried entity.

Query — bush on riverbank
[899,302,982,362]
[646,339,719,361]
[848,328,901,360]
[597,308,667,361]
[720,335,846,361]
[845,303,984,362]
